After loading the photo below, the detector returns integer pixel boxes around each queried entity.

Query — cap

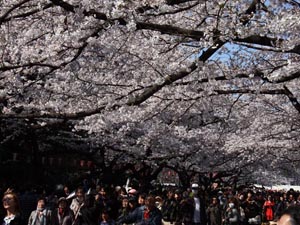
[191,183,199,189]
[115,186,121,192]
[128,189,137,195]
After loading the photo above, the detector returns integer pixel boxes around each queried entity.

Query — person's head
[120,187,127,197]
[174,189,182,200]
[167,190,174,199]
[247,191,253,201]
[64,186,70,194]
[58,197,68,210]
[228,197,236,209]
[145,195,156,211]
[239,193,245,201]
[99,187,106,197]
[138,193,146,205]
[155,196,163,207]
[289,194,294,201]
[267,195,272,201]
[278,205,300,225]
[211,197,219,205]
[101,210,110,221]
[122,197,129,208]
[2,189,21,214]
[128,197,137,209]
[36,197,46,211]
[191,183,199,195]
[76,186,85,202]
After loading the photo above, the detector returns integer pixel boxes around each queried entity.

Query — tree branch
[165,0,198,5]
[136,22,204,41]
[0,0,31,25]
[283,86,300,114]
[49,0,75,13]
[234,35,280,49]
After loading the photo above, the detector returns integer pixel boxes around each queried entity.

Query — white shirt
[193,197,201,223]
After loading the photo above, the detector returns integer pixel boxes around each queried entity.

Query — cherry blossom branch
[0,0,31,25]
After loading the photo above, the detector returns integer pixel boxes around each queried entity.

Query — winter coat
[161,198,176,222]
[224,207,240,225]
[206,204,222,225]
[2,214,25,225]
[51,208,74,225]
[137,207,162,225]
[28,209,52,225]
[263,201,274,221]
[116,206,145,225]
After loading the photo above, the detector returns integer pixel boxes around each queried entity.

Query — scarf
[3,215,15,225]
[31,209,48,225]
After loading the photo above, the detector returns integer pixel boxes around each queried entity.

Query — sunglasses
[2,197,13,202]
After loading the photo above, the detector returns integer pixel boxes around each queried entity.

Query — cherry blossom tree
[1,0,300,186]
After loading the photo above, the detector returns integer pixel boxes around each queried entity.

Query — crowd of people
[1,182,300,225]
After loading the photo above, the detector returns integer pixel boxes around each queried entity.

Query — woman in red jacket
[263,195,275,222]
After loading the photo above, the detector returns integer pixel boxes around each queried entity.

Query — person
[51,197,74,225]
[99,210,115,225]
[223,198,240,225]
[116,197,144,225]
[154,196,163,211]
[241,192,261,225]
[172,190,183,225]
[2,188,24,225]
[190,184,207,225]
[70,186,98,225]
[277,205,300,225]
[95,187,119,221]
[63,187,70,199]
[116,195,162,225]
[137,195,162,225]
[138,194,146,207]
[176,191,194,225]
[206,197,222,225]
[28,197,52,225]
[161,190,176,224]
[274,195,286,220]
[117,197,130,220]
[262,195,275,222]
[70,187,85,218]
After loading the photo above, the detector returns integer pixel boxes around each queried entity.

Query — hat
[128,189,137,195]
[191,183,199,189]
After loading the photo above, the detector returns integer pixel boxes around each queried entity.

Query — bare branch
[136,22,204,41]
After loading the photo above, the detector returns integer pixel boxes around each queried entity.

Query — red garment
[144,209,150,220]
[58,208,65,216]
[263,200,275,221]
